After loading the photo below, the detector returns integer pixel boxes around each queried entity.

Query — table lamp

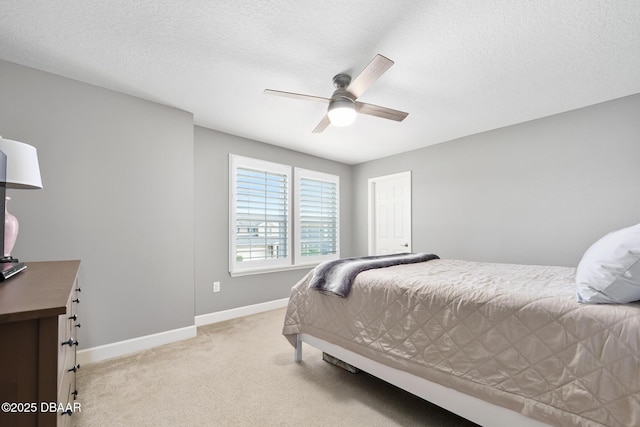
[0,136,43,263]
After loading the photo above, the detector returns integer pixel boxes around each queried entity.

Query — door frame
[367,171,412,255]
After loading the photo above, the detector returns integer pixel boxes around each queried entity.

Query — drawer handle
[61,339,79,347]
[76,287,82,292]
[72,389,79,399]
[75,323,82,328]
[62,409,73,416]
[69,314,78,321]
[72,298,80,303]
[68,364,81,373]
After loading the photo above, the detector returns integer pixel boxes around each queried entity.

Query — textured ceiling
[1,0,639,164]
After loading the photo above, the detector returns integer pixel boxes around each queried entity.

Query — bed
[282,257,640,427]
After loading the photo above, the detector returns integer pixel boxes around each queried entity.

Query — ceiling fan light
[327,98,356,127]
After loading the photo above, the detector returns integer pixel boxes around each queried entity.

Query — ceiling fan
[264,54,409,133]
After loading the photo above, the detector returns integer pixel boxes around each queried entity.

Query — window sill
[229,263,317,277]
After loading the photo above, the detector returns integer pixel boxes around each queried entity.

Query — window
[230,155,291,273]
[229,155,339,275]
[294,168,339,265]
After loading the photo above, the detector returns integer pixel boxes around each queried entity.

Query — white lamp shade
[0,137,43,189]
[327,98,356,127]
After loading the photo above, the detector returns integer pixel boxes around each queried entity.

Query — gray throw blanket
[309,253,439,297]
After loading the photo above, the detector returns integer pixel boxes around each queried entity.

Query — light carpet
[74,308,477,426]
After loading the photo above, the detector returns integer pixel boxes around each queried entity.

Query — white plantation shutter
[230,155,291,273]
[230,156,340,275]
[295,168,339,264]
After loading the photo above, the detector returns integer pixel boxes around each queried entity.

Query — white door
[368,171,411,255]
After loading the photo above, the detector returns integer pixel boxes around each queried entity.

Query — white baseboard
[77,298,289,365]
[77,325,197,366]
[194,297,289,326]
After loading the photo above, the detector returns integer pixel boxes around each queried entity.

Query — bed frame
[294,333,549,427]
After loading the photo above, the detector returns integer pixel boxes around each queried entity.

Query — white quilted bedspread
[282,259,640,427]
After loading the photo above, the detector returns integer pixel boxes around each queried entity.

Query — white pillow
[576,223,640,304]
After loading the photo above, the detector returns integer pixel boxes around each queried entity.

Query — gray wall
[0,59,352,349]
[194,126,352,315]
[353,94,640,267]
[0,60,195,348]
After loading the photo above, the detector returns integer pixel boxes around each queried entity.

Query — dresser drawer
[56,279,80,426]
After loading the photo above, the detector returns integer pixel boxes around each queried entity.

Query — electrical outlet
[213,281,221,293]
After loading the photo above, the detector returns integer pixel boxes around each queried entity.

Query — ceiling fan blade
[356,102,409,122]
[264,89,330,103]
[346,54,394,99]
[312,115,331,133]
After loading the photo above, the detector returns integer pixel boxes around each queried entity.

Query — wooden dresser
[0,260,81,427]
